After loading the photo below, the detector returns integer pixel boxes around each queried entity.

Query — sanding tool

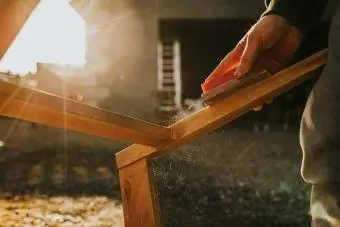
[201,25,302,106]
[201,67,271,105]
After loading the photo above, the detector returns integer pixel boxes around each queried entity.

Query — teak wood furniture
[0,49,328,226]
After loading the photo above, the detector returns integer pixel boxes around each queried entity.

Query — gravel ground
[154,129,311,227]
[0,196,124,227]
[0,128,311,226]
[0,141,125,226]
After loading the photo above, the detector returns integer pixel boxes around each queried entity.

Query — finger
[235,36,262,78]
[205,38,246,82]
[253,105,263,111]
[253,99,273,111]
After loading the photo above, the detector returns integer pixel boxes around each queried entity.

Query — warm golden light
[0,0,86,77]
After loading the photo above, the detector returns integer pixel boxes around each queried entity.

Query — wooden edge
[0,0,40,59]
[201,70,271,104]
[0,79,175,146]
[115,49,328,168]
[0,79,174,140]
[119,158,161,227]
[0,95,167,146]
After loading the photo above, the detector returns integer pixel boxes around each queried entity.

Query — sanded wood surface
[0,0,40,59]
[116,49,328,169]
[0,78,175,146]
[119,158,161,227]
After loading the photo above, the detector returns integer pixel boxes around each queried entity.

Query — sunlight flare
[0,0,86,77]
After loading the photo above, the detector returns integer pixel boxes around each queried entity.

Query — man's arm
[262,0,328,34]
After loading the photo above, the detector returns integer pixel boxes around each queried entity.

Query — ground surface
[0,140,125,227]
[0,196,123,227]
[0,128,310,226]
[154,129,311,227]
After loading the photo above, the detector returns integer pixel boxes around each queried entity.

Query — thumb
[235,36,262,77]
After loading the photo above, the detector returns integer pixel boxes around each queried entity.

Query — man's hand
[205,15,303,110]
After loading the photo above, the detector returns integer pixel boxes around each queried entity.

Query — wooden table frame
[0,49,328,227]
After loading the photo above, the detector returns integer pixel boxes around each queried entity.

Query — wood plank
[119,158,161,227]
[116,49,328,168]
[0,79,175,146]
[0,0,40,59]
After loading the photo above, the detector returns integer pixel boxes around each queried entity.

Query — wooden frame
[116,49,328,169]
[115,49,328,227]
[0,49,328,227]
[0,76,175,146]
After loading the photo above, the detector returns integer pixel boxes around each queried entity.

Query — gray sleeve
[263,0,328,34]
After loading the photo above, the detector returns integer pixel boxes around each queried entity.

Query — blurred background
[0,0,338,226]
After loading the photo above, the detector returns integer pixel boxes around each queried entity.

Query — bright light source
[0,141,4,147]
[0,0,86,77]
[27,79,38,88]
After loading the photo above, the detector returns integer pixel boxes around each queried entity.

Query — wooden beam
[0,79,175,146]
[119,158,161,227]
[0,0,40,59]
[116,49,328,168]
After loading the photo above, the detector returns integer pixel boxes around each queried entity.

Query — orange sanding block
[201,68,271,105]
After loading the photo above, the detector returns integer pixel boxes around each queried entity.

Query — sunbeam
[61,77,69,189]
[0,84,25,114]
[0,0,86,76]
[86,10,135,35]
[1,87,34,144]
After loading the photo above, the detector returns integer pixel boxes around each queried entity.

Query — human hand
[205,15,303,110]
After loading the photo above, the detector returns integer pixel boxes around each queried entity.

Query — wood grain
[119,158,161,227]
[116,49,328,168]
[0,79,175,146]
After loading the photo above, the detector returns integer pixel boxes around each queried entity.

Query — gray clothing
[300,3,340,226]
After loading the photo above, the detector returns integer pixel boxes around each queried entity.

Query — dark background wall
[159,17,331,130]
[160,19,330,100]
[158,0,338,102]
[159,0,339,20]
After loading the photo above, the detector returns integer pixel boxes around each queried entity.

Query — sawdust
[0,122,311,226]
[171,98,205,123]
[153,130,310,226]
